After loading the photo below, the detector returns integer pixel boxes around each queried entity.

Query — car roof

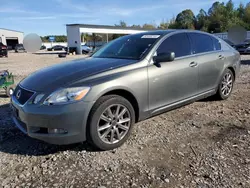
[131,29,215,37]
[139,30,177,36]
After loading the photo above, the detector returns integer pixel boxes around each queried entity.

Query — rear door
[188,33,224,93]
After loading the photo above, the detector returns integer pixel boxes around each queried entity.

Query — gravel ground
[0,53,249,188]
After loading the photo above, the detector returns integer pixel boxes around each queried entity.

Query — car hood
[20,57,137,92]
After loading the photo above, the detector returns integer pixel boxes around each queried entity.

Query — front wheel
[215,69,234,100]
[87,95,135,150]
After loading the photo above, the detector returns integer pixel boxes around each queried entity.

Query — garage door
[6,38,19,50]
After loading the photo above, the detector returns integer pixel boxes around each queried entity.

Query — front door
[148,33,199,111]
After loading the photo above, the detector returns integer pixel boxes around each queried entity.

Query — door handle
[189,61,198,67]
[219,55,225,60]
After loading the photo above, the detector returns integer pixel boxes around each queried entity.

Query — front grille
[13,85,35,105]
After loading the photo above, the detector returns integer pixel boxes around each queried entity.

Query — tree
[175,9,195,29]
[131,24,141,29]
[158,19,169,29]
[226,0,234,14]
[237,3,245,19]
[142,24,156,30]
[196,9,209,31]
[244,3,250,23]
[207,2,227,33]
[168,16,178,29]
[115,20,127,27]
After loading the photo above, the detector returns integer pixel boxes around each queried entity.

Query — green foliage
[115,20,127,27]
[142,23,156,29]
[158,19,169,29]
[196,9,209,31]
[113,1,249,34]
[175,9,196,29]
[42,1,250,44]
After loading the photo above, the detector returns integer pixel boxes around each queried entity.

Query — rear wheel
[215,69,234,100]
[87,95,135,150]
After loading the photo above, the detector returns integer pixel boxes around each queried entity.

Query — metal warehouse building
[0,28,24,49]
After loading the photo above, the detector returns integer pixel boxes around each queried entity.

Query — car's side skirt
[150,89,216,117]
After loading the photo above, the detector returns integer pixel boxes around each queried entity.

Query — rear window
[212,37,221,51]
[189,33,214,54]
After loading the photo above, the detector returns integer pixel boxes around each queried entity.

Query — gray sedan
[11,30,240,150]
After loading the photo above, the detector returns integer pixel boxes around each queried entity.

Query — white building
[66,24,150,54]
[0,28,24,49]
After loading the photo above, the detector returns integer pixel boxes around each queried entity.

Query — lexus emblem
[16,89,21,99]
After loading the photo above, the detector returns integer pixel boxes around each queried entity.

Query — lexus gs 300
[11,30,240,150]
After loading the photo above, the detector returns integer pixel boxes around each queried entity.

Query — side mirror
[153,52,175,64]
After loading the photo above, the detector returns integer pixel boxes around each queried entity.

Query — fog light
[48,128,67,134]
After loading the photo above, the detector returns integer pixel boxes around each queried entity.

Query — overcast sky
[0,0,246,36]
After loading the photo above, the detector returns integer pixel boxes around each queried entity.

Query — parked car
[47,45,67,51]
[7,46,13,50]
[0,43,8,57]
[234,39,250,54]
[40,45,46,50]
[81,45,91,54]
[11,30,240,150]
[223,39,235,48]
[15,44,26,53]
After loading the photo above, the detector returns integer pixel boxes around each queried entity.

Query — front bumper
[11,95,94,145]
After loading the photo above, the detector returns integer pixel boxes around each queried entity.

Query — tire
[87,95,135,150]
[58,53,67,58]
[215,69,234,100]
[6,85,15,97]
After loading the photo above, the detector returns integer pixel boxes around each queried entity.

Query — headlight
[43,87,90,105]
[33,94,45,104]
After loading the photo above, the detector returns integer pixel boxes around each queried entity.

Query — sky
[0,0,246,36]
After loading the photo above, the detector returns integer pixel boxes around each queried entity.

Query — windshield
[92,33,162,60]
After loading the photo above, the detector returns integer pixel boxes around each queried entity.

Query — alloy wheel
[221,72,233,96]
[97,104,131,144]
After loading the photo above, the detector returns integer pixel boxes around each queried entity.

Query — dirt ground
[0,52,249,188]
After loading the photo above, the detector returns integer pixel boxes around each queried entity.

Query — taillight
[1,46,6,49]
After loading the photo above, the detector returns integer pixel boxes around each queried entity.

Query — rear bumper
[11,96,94,145]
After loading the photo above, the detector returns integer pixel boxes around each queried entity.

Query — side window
[212,37,221,51]
[157,33,191,58]
[189,33,214,54]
